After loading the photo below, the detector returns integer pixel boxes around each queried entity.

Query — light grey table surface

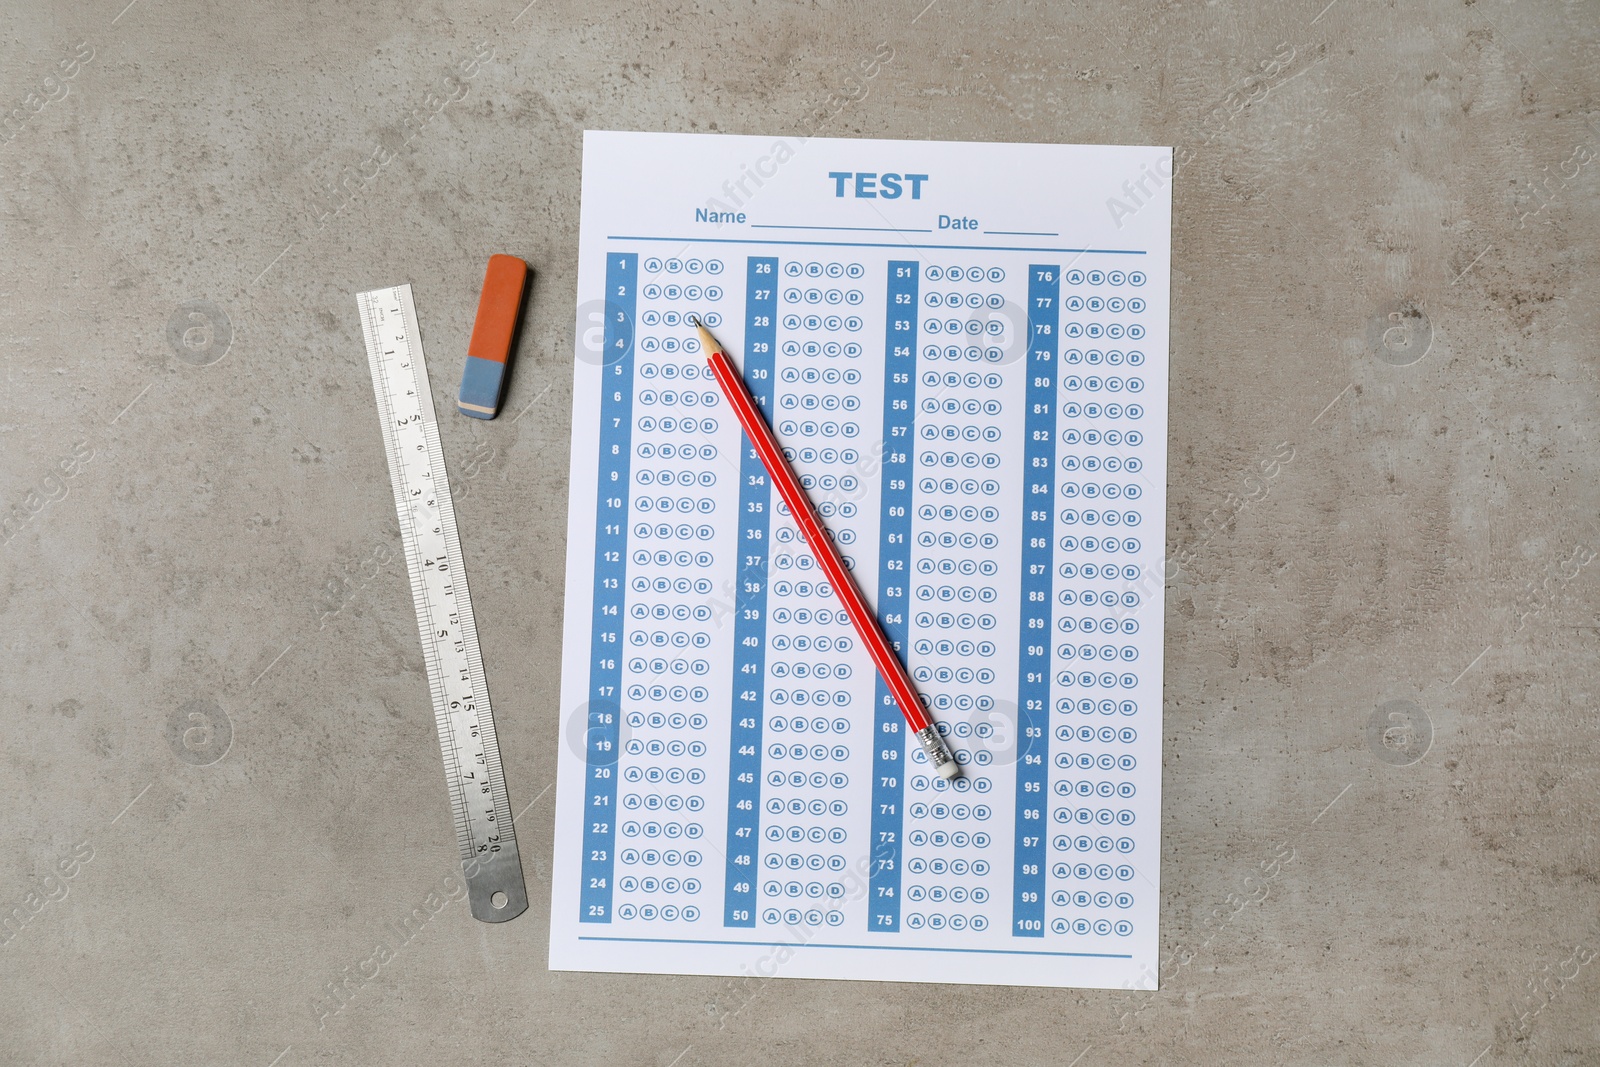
[2,1,1596,1064]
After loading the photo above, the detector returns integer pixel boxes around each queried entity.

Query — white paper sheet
[551,131,1171,989]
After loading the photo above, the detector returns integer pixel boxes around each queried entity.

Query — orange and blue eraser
[458,254,530,419]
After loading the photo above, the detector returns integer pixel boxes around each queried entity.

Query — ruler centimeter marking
[357,283,528,923]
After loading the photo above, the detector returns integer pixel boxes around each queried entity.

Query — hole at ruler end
[491,891,509,910]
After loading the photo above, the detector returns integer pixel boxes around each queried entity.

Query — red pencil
[694,319,959,780]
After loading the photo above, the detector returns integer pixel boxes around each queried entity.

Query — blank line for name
[751,224,932,233]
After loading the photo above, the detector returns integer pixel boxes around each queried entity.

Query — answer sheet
[551,131,1171,989]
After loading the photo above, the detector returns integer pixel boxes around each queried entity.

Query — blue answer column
[869,260,919,932]
[1013,264,1058,937]
[723,256,778,927]
[581,251,637,923]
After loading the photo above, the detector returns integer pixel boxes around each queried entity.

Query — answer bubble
[958,698,1027,769]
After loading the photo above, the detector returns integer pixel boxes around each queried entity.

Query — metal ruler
[357,283,527,923]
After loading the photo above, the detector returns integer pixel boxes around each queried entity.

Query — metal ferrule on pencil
[914,725,961,779]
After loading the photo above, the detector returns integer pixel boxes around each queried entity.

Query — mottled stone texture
[0,1,1596,1064]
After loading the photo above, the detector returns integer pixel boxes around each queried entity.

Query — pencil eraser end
[458,254,530,419]
[936,760,960,780]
